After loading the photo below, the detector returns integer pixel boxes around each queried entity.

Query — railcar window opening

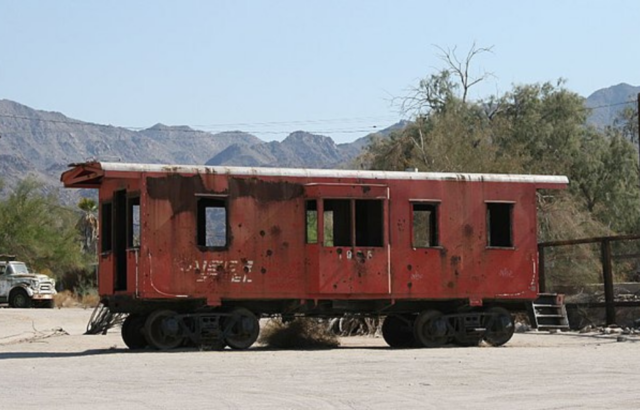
[323,199,351,247]
[101,202,113,253]
[322,199,384,247]
[487,202,514,248]
[305,200,318,244]
[197,197,228,248]
[127,196,140,248]
[355,199,383,247]
[412,202,439,248]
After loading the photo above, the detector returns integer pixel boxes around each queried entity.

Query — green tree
[613,105,639,145]
[490,80,586,176]
[361,48,640,242]
[0,177,86,277]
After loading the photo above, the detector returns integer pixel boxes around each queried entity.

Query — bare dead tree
[434,43,494,104]
[398,43,494,118]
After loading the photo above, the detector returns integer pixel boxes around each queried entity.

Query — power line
[585,100,636,110]
[0,99,635,137]
[0,113,397,133]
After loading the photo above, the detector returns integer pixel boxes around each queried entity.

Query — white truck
[0,256,56,308]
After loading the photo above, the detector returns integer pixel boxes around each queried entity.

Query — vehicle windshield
[9,262,29,274]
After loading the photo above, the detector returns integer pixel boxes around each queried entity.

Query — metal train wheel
[223,308,259,350]
[414,310,449,348]
[121,314,149,350]
[144,310,184,350]
[482,307,515,347]
[381,314,415,348]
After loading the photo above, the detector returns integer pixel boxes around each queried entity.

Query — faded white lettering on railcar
[184,259,254,284]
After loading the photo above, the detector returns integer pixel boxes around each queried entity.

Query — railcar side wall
[95,171,541,306]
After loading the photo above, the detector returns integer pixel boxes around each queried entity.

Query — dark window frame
[323,199,352,247]
[101,201,113,253]
[411,202,440,248]
[355,199,384,247]
[197,196,229,249]
[486,202,514,248]
[127,195,141,249]
[305,200,318,244]
[321,198,385,248]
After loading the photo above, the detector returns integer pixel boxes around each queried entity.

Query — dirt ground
[0,307,639,410]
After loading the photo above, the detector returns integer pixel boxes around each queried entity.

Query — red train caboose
[61,162,567,350]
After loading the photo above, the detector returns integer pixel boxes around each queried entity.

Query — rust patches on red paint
[270,225,282,236]
[147,174,211,214]
[355,257,367,279]
[229,177,304,202]
[464,224,474,237]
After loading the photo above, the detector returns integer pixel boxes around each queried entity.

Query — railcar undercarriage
[381,307,515,348]
[92,297,516,350]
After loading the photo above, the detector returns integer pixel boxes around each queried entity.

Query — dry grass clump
[53,290,100,308]
[53,290,77,308]
[258,318,340,349]
[80,293,100,308]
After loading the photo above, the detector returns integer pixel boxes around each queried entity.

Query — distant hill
[586,83,640,128]
[0,100,261,200]
[206,121,409,168]
[207,131,360,168]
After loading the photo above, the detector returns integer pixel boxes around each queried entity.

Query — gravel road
[0,307,638,410]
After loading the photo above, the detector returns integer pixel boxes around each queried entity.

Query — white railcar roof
[93,162,569,185]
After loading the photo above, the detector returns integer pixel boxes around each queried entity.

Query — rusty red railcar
[61,162,567,350]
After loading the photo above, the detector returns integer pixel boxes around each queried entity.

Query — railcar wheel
[414,310,449,348]
[381,315,415,348]
[144,310,184,350]
[9,288,32,308]
[482,307,515,347]
[122,314,148,350]
[223,308,259,350]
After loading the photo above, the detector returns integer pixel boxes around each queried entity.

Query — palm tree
[77,197,98,254]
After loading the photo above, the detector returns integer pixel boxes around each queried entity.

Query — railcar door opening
[113,190,128,291]
[305,184,390,295]
[102,190,140,293]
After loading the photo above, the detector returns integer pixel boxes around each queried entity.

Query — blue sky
[1,0,638,143]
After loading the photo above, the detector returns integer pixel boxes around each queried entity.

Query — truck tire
[9,288,32,308]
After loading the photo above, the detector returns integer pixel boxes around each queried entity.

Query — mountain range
[0,83,637,202]
[585,83,640,128]
[0,99,404,202]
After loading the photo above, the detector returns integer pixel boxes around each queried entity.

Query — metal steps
[529,293,570,331]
